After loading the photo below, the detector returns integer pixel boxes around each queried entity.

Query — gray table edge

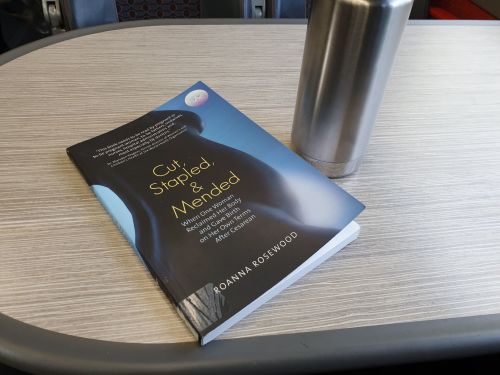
[2,18,500,374]
[1,18,499,66]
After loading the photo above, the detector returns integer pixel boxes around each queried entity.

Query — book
[67,82,365,345]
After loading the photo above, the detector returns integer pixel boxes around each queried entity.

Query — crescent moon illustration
[185,89,209,107]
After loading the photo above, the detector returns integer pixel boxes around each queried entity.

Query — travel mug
[292,0,414,177]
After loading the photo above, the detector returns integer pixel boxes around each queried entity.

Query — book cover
[67,81,365,344]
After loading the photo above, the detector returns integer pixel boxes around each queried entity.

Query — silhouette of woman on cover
[69,110,337,334]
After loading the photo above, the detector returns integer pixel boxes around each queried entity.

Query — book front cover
[67,82,364,340]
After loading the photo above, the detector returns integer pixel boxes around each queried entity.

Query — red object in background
[429,6,459,20]
[430,0,496,20]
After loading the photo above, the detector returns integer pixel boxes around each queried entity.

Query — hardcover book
[67,82,365,345]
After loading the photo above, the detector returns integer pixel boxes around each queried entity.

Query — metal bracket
[250,0,266,18]
[42,0,66,34]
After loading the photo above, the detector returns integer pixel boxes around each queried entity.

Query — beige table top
[1,21,500,345]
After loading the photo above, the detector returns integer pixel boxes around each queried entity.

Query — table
[1,19,500,374]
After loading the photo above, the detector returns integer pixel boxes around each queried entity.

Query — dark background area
[2,353,500,374]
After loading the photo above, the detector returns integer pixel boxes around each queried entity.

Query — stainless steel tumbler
[292,0,414,177]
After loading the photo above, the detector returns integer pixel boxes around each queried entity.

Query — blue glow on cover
[92,185,136,246]
[153,81,364,230]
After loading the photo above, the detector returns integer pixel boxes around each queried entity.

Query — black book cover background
[67,82,365,338]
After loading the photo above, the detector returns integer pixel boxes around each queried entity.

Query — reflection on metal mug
[292,0,414,178]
